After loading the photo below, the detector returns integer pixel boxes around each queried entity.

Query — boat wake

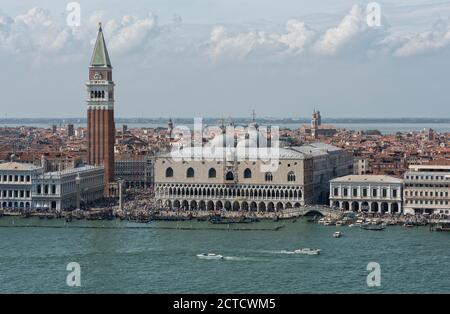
[222,256,252,261]
[262,250,297,255]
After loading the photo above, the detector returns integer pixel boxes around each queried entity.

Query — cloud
[394,19,450,57]
[313,5,370,55]
[107,14,158,55]
[278,20,316,54]
[208,26,263,62]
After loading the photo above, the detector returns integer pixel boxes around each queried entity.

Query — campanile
[87,23,115,194]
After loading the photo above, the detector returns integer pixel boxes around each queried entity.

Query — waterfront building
[329,175,403,213]
[154,127,351,211]
[32,166,104,211]
[115,154,155,189]
[403,161,450,215]
[0,162,43,209]
[86,23,116,195]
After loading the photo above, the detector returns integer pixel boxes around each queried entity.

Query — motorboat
[196,253,224,260]
[361,223,385,231]
[294,248,321,255]
[333,231,342,238]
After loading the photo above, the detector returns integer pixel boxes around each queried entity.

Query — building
[300,110,337,138]
[294,143,353,204]
[0,162,43,209]
[67,124,75,137]
[403,161,450,215]
[329,175,403,214]
[354,157,371,175]
[86,23,115,195]
[115,154,155,189]
[154,128,351,211]
[32,166,104,211]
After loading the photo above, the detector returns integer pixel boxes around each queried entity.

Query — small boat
[361,224,385,231]
[196,253,224,260]
[294,248,321,255]
[333,231,342,238]
[403,221,415,228]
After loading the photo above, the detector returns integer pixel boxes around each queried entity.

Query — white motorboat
[294,248,321,255]
[333,231,342,238]
[196,253,224,260]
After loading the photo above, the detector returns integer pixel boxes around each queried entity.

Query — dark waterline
[0,217,448,293]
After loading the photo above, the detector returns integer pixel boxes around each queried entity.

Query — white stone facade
[403,164,450,215]
[329,175,403,214]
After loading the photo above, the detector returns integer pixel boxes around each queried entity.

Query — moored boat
[333,231,342,238]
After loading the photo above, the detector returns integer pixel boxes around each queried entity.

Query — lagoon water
[0,217,449,293]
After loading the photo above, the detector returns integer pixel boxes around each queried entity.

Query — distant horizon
[1,117,450,123]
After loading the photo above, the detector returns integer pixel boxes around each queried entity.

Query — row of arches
[157,199,302,212]
[165,167,297,182]
[90,90,105,99]
[1,201,31,209]
[156,184,303,200]
[331,201,401,213]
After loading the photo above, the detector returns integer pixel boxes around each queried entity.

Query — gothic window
[244,168,252,179]
[165,167,174,178]
[226,171,234,181]
[287,171,296,182]
[265,172,273,182]
[187,167,195,178]
[208,168,216,178]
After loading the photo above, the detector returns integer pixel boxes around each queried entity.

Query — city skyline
[1,0,450,118]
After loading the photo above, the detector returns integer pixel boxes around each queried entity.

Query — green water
[0,217,449,293]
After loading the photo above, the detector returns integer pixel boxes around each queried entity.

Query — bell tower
[87,23,115,195]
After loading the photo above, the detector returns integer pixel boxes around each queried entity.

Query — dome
[209,133,235,147]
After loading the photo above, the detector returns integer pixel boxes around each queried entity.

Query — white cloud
[278,20,316,54]
[208,25,272,62]
[313,5,369,55]
[394,19,450,57]
[107,14,158,55]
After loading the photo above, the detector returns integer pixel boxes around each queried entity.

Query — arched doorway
[182,200,189,210]
[258,202,266,212]
[207,201,214,211]
[276,202,284,211]
[392,203,399,213]
[381,202,389,213]
[216,201,223,210]
[232,201,240,211]
[250,202,257,212]
[242,202,249,211]
[268,202,275,212]
[361,202,369,212]
[342,201,349,211]
[371,202,379,212]
[351,202,359,212]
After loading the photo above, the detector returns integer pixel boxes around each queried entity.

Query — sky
[0,0,450,118]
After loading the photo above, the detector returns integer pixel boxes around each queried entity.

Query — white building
[330,175,403,214]
[32,166,104,211]
[403,163,450,215]
[0,162,43,209]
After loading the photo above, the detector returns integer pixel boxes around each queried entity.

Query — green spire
[90,22,112,67]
